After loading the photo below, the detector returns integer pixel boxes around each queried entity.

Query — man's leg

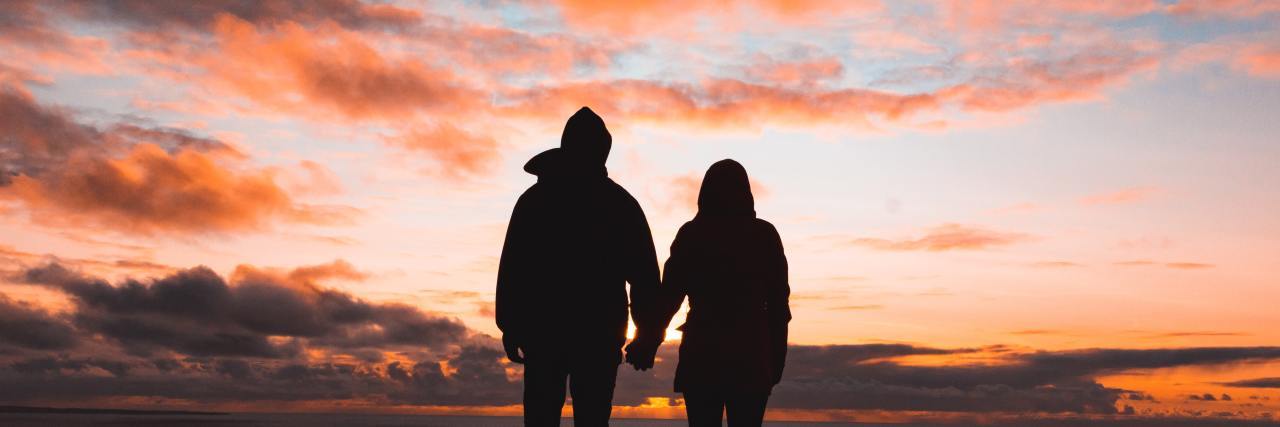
[682,392,725,427]
[567,357,619,426]
[724,392,770,427]
[523,358,569,427]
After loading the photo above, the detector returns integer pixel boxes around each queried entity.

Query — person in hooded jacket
[628,159,791,427]
[496,107,662,426]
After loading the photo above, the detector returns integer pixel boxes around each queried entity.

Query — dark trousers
[523,355,619,427]
[683,391,770,427]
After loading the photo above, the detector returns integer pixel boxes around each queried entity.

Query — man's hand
[502,333,526,364]
[625,332,663,371]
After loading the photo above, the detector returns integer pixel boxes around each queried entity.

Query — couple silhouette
[496,107,791,427]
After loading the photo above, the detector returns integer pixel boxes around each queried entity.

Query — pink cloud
[742,54,845,87]
[1078,187,1161,206]
[1175,39,1280,79]
[850,223,1031,252]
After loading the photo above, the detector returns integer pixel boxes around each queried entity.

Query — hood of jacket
[524,106,611,181]
[696,159,755,219]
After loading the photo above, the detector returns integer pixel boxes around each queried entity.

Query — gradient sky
[2,0,1279,424]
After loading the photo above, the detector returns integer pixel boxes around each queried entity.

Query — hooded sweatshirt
[653,159,791,392]
[496,108,661,357]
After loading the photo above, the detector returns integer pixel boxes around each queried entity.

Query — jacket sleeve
[763,221,791,384]
[624,196,663,338]
[651,224,692,336]
[495,192,534,337]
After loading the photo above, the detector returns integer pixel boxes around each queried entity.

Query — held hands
[624,331,663,371]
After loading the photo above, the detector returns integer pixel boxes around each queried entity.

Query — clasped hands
[624,330,663,371]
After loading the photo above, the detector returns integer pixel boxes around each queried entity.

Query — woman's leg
[683,392,726,427]
[724,392,770,427]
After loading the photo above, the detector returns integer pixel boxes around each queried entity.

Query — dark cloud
[20,262,469,358]
[10,355,131,377]
[0,293,78,350]
[1223,378,1280,388]
[8,263,1280,414]
[712,344,1280,414]
[58,0,422,32]
[0,89,236,183]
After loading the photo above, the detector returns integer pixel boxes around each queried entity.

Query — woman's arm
[655,224,693,332]
[626,223,691,370]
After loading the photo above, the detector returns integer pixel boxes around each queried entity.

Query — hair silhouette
[633,159,791,427]
[496,107,661,426]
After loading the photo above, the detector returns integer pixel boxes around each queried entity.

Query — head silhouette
[697,159,755,218]
[560,107,612,165]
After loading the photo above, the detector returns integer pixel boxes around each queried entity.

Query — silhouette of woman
[646,159,791,426]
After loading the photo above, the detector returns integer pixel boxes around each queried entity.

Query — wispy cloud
[1079,186,1162,206]
[850,224,1031,252]
[1114,260,1214,269]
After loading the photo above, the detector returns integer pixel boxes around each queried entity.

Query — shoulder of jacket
[752,218,780,235]
[604,179,641,205]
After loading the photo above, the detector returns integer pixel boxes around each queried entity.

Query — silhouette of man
[496,107,661,426]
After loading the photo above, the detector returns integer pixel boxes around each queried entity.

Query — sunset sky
[2,0,1279,424]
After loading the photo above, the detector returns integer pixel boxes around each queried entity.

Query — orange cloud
[1030,261,1084,268]
[502,78,943,130]
[1234,47,1280,77]
[1114,260,1215,269]
[850,223,1031,252]
[829,304,885,311]
[550,0,881,38]
[5,144,345,234]
[1079,187,1161,206]
[201,16,482,122]
[386,125,501,179]
[743,55,845,87]
[941,48,1159,112]
[148,15,608,178]
[0,89,348,235]
[1165,262,1214,270]
[73,2,1172,173]
[285,259,369,284]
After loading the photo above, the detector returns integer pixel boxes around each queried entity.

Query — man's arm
[495,193,533,363]
[623,195,661,336]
